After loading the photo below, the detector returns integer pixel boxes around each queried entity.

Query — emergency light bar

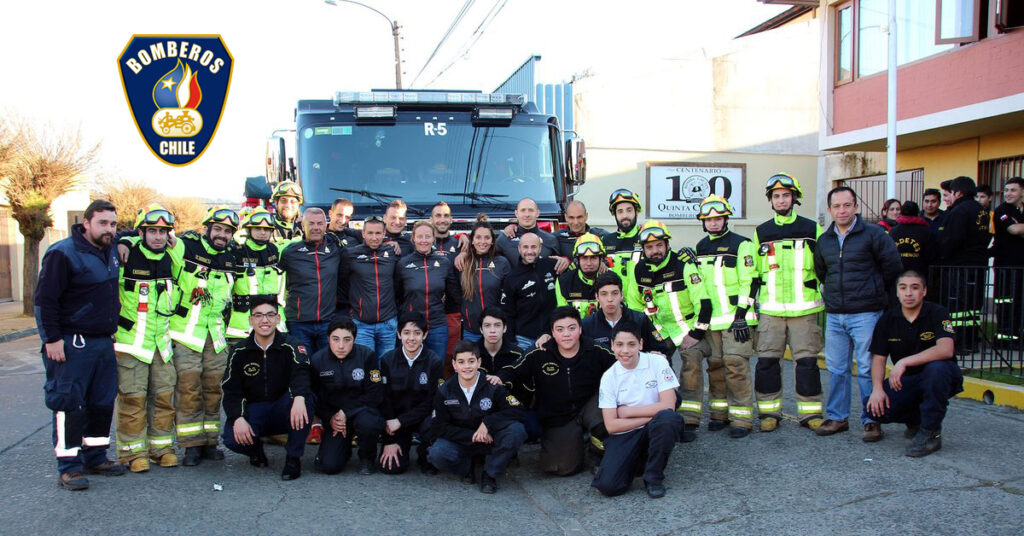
[473,107,514,121]
[354,105,397,119]
[334,91,525,107]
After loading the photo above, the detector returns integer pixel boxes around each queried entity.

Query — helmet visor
[245,211,275,228]
[208,208,239,228]
[638,226,669,244]
[574,241,605,258]
[609,189,639,207]
[140,209,175,227]
[765,174,797,191]
[699,200,730,219]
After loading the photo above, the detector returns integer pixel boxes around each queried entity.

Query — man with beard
[430,201,468,356]
[167,205,239,466]
[327,198,362,247]
[113,205,180,472]
[751,173,826,433]
[270,181,304,243]
[36,200,125,490]
[227,207,286,341]
[602,189,644,281]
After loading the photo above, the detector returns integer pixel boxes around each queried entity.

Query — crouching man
[221,297,314,480]
[592,321,683,499]
[865,271,963,457]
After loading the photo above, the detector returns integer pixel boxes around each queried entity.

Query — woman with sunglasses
[456,217,511,345]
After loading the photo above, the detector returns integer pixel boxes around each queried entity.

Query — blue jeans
[352,317,398,360]
[825,311,882,424]
[427,422,527,479]
[516,335,537,352]
[461,331,482,343]
[286,320,331,356]
[425,324,449,359]
[222,393,314,459]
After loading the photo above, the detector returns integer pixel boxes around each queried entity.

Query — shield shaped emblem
[117,35,233,166]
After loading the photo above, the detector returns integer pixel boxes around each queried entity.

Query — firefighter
[168,205,238,466]
[554,233,605,319]
[227,207,286,341]
[270,180,304,243]
[114,205,179,472]
[752,173,825,433]
[693,196,757,439]
[602,189,644,280]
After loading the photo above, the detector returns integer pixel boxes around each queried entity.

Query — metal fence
[978,154,1024,212]
[929,265,1024,380]
[840,170,925,222]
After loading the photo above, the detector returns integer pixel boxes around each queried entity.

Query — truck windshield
[297,119,558,208]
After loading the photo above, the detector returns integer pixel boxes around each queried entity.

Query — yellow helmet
[134,203,175,230]
[271,180,304,204]
[608,188,642,215]
[638,220,671,244]
[573,233,606,257]
[202,205,240,230]
[697,195,734,220]
[242,207,275,229]
[765,172,803,200]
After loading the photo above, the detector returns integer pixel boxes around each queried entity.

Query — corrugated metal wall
[494,55,573,140]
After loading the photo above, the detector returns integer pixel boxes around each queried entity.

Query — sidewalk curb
[0,328,38,344]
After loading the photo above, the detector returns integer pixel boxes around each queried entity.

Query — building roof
[737,5,814,38]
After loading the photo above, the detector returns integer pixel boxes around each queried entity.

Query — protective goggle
[699,200,730,218]
[244,211,275,228]
[207,208,239,228]
[765,173,797,190]
[275,184,301,197]
[574,241,605,257]
[609,189,640,206]
[364,215,384,224]
[638,226,670,243]
[140,209,175,227]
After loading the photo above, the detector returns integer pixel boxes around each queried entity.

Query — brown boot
[58,471,89,491]
[814,419,849,436]
[862,423,883,443]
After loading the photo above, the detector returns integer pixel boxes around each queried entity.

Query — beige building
[572,8,823,247]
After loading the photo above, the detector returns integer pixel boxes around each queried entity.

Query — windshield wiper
[331,188,425,216]
[437,192,515,210]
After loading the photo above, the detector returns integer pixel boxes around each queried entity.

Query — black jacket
[379,347,443,443]
[279,234,341,323]
[499,336,615,428]
[457,255,511,335]
[395,250,461,329]
[221,331,311,422]
[581,306,670,355]
[339,243,399,323]
[555,225,608,257]
[476,338,531,406]
[889,215,938,276]
[308,344,384,420]
[34,224,120,343]
[327,226,362,248]
[992,202,1024,267]
[496,226,560,262]
[501,257,559,340]
[814,215,902,314]
[938,197,991,266]
[430,373,523,446]
[384,230,414,256]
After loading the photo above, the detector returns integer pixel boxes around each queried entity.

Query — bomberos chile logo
[117,35,233,166]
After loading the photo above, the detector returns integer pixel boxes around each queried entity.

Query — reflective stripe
[54,411,80,458]
[728,407,753,417]
[677,401,702,412]
[759,239,824,314]
[82,436,110,447]
[177,424,203,436]
[797,401,823,414]
[118,441,146,453]
[695,322,710,331]
[226,326,251,338]
[759,298,825,314]
[203,421,221,432]
[709,399,729,409]
[169,330,207,350]
[710,311,756,327]
[149,436,174,446]
[590,436,604,451]
[713,257,730,324]
[113,342,156,363]
[667,290,690,344]
[757,399,782,411]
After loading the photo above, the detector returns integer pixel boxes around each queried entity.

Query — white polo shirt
[598,352,679,432]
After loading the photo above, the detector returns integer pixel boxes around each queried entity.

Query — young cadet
[752,173,826,433]
[476,307,539,440]
[270,181,304,243]
[693,196,757,439]
[113,205,179,472]
[498,307,616,476]
[602,189,644,281]
[221,297,314,480]
[581,272,669,356]
[308,316,386,475]
[167,205,238,466]
[428,340,526,494]
[865,271,963,457]
[501,233,559,350]
[378,312,444,475]
[555,233,605,319]
[227,207,285,341]
[593,321,684,499]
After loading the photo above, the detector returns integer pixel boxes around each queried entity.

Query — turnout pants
[43,334,117,474]
[707,330,755,428]
[222,394,314,459]
[755,313,824,422]
[541,395,607,475]
[677,339,727,424]
[379,417,433,475]
[427,422,527,479]
[592,409,683,496]
[868,360,963,430]
[116,352,176,462]
[316,407,385,474]
[174,337,226,448]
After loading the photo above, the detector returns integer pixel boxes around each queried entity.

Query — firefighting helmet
[697,195,733,220]
[573,233,606,258]
[638,220,672,244]
[134,204,175,230]
[608,188,642,215]
[271,180,304,204]
[765,172,803,201]
[242,207,275,229]
[202,205,240,230]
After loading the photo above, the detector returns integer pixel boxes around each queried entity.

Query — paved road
[1,336,1022,535]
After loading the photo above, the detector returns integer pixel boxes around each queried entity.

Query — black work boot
[249,442,269,467]
[679,423,697,443]
[480,473,497,494]
[707,419,727,432]
[904,423,921,439]
[201,445,225,460]
[905,428,942,458]
[182,447,202,467]
[281,456,302,481]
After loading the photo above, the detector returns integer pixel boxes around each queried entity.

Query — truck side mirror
[266,136,287,184]
[565,137,586,187]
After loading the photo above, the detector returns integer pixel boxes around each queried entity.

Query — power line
[410,0,476,87]
[424,0,508,88]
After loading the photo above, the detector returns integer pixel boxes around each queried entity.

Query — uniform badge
[541,362,559,376]
[920,331,935,341]
[369,369,382,383]
[243,363,259,376]
[297,345,307,355]
[645,380,657,389]
[419,372,428,385]
[117,36,233,166]
[758,244,770,256]
[506,395,521,407]
[661,367,675,382]
[479,397,492,410]
[352,368,365,381]
[438,378,446,387]
[942,320,955,334]
[690,274,702,285]
[744,255,754,267]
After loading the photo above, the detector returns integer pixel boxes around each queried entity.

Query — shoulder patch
[479,397,493,410]
[369,369,382,383]
[690,273,702,285]
[297,345,307,355]
[506,395,521,407]
[744,255,754,267]
[942,320,955,334]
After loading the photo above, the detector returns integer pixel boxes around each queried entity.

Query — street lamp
[324,0,403,89]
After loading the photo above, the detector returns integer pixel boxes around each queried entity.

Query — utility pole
[325,0,403,89]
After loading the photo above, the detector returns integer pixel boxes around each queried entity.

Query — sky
[0,0,786,201]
